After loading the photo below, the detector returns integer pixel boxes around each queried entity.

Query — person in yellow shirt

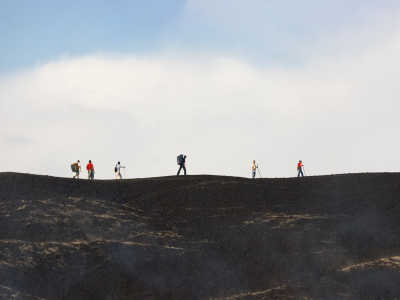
[251,160,257,179]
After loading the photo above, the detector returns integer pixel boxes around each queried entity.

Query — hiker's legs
[118,171,122,179]
[177,165,183,175]
[298,169,304,177]
[252,170,256,179]
[183,165,186,175]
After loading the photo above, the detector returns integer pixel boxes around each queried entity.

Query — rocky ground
[0,172,400,300]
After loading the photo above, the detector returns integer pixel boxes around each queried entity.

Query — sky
[1,0,400,179]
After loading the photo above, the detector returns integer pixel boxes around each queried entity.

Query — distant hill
[0,172,400,300]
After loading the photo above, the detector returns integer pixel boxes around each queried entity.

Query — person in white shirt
[115,161,125,179]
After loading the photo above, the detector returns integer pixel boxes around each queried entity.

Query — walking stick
[257,165,263,178]
[120,167,126,179]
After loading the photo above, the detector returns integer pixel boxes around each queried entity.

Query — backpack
[71,163,78,172]
[177,154,184,165]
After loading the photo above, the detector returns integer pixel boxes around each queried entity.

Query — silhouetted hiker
[251,160,258,179]
[177,154,187,176]
[114,161,125,179]
[297,160,304,177]
[87,160,95,180]
[71,160,81,179]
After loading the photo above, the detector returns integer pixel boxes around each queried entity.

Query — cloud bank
[1,10,400,178]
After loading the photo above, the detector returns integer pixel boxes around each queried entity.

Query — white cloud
[175,0,400,63]
[1,20,400,179]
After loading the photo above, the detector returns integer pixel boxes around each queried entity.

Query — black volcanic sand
[0,172,400,300]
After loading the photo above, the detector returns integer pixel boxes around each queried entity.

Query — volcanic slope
[1,172,400,300]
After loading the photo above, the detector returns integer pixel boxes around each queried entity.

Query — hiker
[86,160,95,180]
[251,160,257,179]
[177,154,187,176]
[71,160,81,179]
[297,160,304,177]
[114,161,125,179]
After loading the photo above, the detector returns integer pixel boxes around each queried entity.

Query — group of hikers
[71,160,125,180]
[251,159,305,178]
[70,155,305,179]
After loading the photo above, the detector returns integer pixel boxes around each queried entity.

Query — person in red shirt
[297,160,304,177]
[86,160,95,180]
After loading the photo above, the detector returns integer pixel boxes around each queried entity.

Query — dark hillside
[1,172,400,299]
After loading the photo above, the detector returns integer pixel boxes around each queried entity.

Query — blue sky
[0,0,185,72]
[2,0,399,73]
[1,1,400,178]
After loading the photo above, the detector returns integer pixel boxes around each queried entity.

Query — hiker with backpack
[114,161,125,179]
[177,154,187,176]
[251,160,258,179]
[86,160,95,180]
[297,160,304,177]
[71,160,81,179]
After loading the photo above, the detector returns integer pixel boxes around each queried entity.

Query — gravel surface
[0,172,399,300]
